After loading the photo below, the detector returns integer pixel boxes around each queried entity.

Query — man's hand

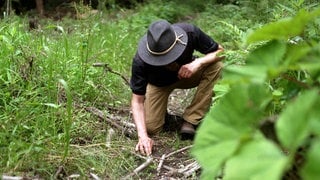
[178,55,225,79]
[135,135,154,156]
[178,60,201,79]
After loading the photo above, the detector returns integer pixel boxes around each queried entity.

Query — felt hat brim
[137,25,188,66]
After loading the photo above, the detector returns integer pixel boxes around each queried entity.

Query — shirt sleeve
[130,54,148,95]
[193,25,219,54]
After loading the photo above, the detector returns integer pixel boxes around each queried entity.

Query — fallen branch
[156,154,166,176]
[166,145,193,158]
[156,145,193,176]
[163,161,200,177]
[162,165,180,176]
[89,172,101,180]
[85,107,136,138]
[130,151,148,160]
[177,161,197,173]
[54,166,66,179]
[68,174,80,179]
[108,114,136,128]
[70,143,107,148]
[123,157,154,179]
[93,62,130,86]
[106,128,115,148]
[163,165,178,172]
[183,161,201,177]
[2,175,23,180]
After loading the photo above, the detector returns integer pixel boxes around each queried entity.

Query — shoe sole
[180,131,195,140]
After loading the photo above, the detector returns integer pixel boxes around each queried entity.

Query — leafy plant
[193,7,320,180]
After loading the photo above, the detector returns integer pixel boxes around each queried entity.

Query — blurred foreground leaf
[224,139,288,180]
[276,89,319,151]
[246,8,320,44]
[193,84,271,179]
[301,139,320,180]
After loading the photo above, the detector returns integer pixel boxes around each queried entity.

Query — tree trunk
[35,0,44,16]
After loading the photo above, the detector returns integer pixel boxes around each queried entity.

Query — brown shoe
[180,121,195,140]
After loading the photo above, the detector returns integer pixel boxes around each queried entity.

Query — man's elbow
[131,93,145,104]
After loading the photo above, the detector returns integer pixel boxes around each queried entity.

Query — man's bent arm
[195,44,225,67]
[178,44,224,79]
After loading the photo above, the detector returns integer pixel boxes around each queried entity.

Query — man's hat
[138,20,188,66]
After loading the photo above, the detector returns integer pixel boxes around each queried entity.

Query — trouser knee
[146,122,163,135]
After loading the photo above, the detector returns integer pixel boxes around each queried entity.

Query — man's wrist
[193,58,203,68]
[138,131,149,139]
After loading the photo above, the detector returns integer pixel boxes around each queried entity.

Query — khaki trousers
[145,61,223,134]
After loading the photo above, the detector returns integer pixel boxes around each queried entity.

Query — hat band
[146,33,187,56]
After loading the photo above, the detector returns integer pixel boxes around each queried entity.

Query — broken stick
[85,107,136,138]
[123,156,154,179]
[166,145,193,158]
[156,154,166,176]
[156,145,193,176]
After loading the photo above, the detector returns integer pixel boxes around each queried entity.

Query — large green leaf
[309,95,320,136]
[193,84,271,178]
[246,8,320,44]
[276,90,319,151]
[223,139,288,180]
[301,139,320,180]
[224,65,268,84]
[224,40,286,83]
[284,43,312,66]
[297,61,320,70]
[296,43,320,77]
[247,40,286,66]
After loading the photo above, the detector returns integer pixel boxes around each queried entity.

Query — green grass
[1,0,317,178]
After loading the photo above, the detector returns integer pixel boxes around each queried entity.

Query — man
[130,19,224,155]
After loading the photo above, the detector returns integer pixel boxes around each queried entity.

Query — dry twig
[93,62,130,86]
[85,107,136,138]
[54,165,66,179]
[163,161,200,177]
[156,154,166,176]
[2,175,23,180]
[123,157,154,179]
[166,145,193,158]
[89,172,101,180]
[156,145,193,176]
[183,161,201,177]
[106,128,115,148]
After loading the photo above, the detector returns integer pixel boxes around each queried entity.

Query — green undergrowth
[1,0,318,179]
[193,2,320,180]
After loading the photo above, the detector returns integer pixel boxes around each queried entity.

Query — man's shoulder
[133,52,143,62]
[173,22,195,33]
[133,52,150,68]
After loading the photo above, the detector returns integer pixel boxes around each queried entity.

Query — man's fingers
[145,144,152,156]
[135,143,145,155]
[139,144,146,155]
[135,138,154,156]
[142,142,151,156]
[178,68,190,79]
[144,140,153,156]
